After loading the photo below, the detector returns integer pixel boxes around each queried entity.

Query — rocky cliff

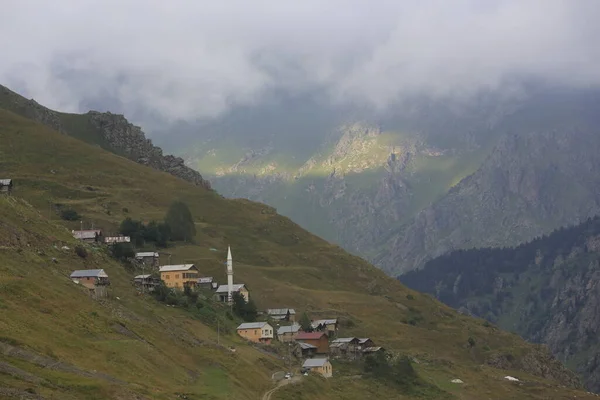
[0,84,211,190]
[400,216,600,392]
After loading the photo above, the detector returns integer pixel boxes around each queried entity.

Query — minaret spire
[227,246,233,303]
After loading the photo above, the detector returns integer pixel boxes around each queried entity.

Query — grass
[0,106,597,399]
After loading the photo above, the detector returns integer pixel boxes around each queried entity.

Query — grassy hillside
[0,108,595,399]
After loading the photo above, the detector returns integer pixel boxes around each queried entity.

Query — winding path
[262,376,302,400]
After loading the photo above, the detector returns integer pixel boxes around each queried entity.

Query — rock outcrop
[85,112,211,189]
[0,84,211,190]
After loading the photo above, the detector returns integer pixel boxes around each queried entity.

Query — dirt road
[262,376,302,400]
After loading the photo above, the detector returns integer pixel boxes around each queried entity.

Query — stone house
[276,323,300,342]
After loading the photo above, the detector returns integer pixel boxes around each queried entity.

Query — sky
[2,0,600,122]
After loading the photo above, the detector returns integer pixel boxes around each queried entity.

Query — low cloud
[2,0,599,121]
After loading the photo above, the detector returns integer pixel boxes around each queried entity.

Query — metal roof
[296,332,327,340]
[215,284,246,293]
[237,322,270,330]
[136,252,159,257]
[267,308,296,315]
[134,274,152,279]
[159,264,196,272]
[332,337,358,344]
[198,277,213,283]
[70,269,108,278]
[358,338,372,344]
[0,179,12,185]
[302,358,329,368]
[277,324,300,335]
[72,230,101,240]
[299,342,317,350]
[363,347,383,353]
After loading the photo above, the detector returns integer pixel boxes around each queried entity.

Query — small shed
[302,358,332,378]
[0,179,13,195]
[70,269,110,288]
[298,342,317,357]
[72,229,103,243]
[197,276,214,290]
[266,308,296,322]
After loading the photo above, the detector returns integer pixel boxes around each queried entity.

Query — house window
[175,274,180,279]
[165,275,170,279]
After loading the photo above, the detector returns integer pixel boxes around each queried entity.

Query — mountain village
[64,224,383,379]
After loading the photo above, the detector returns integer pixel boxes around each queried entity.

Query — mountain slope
[0,84,211,190]
[0,105,594,399]
[400,216,600,392]
[380,90,600,274]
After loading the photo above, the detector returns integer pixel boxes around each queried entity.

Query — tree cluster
[118,200,196,248]
[231,292,258,322]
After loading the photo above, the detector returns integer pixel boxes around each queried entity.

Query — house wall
[238,328,264,343]
[239,287,249,302]
[278,332,298,342]
[299,337,329,354]
[314,362,332,378]
[261,324,274,339]
[161,270,199,289]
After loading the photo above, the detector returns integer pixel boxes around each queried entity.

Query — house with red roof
[295,331,329,354]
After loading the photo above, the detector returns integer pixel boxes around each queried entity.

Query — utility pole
[217,320,220,345]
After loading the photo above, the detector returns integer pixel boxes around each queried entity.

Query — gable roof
[303,358,329,368]
[358,338,372,344]
[298,342,317,350]
[0,179,12,186]
[136,252,159,258]
[296,331,328,340]
[237,322,270,330]
[70,269,108,278]
[332,337,358,344]
[215,284,246,293]
[311,319,337,328]
[72,230,102,240]
[277,324,301,335]
[267,308,296,316]
[134,274,152,279]
[159,264,197,272]
[198,277,213,283]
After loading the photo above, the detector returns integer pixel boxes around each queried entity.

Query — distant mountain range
[400,216,600,392]
[157,86,600,276]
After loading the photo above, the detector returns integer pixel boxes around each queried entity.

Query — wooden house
[362,346,385,356]
[159,264,199,289]
[266,308,296,322]
[0,179,13,195]
[72,229,103,243]
[135,252,159,268]
[133,274,160,291]
[298,342,317,357]
[330,337,360,358]
[301,358,332,378]
[215,284,249,303]
[295,332,329,354]
[70,269,110,288]
[276,323,300,342]
[358,338,375,349]
[237,322,274,344]
[311,319,338,337]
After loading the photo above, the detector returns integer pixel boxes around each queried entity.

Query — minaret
[227,246,233,303]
